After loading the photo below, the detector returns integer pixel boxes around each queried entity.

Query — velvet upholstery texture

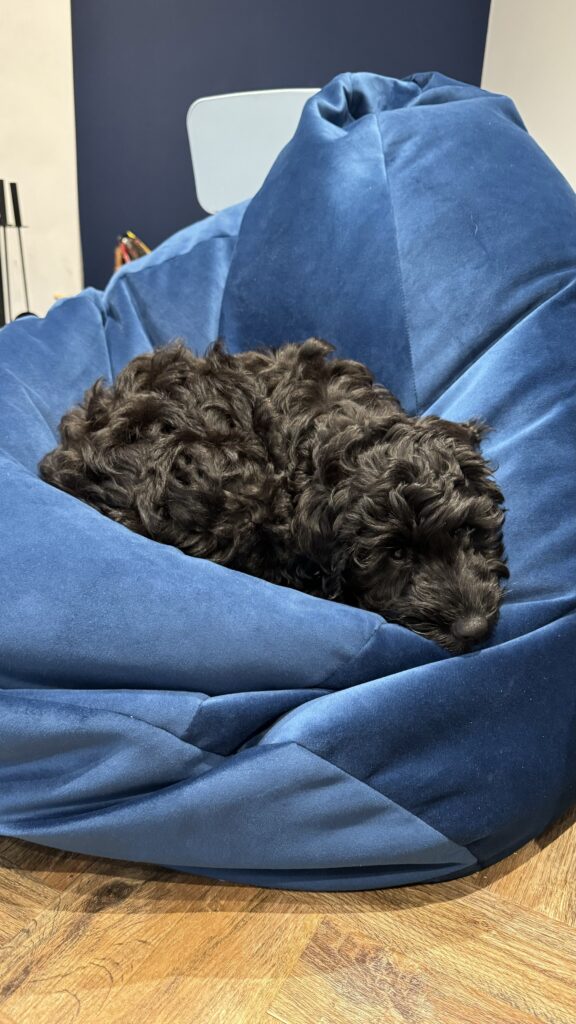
[1,72,575,891]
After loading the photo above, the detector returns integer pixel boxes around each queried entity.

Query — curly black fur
[39,338,508,653]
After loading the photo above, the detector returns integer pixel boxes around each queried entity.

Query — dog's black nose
[452,615,489,643]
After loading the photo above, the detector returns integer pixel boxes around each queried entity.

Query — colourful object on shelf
[113,229,152,271]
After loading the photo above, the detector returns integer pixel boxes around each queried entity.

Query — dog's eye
[390,548,407,562]
[451,526,467,539]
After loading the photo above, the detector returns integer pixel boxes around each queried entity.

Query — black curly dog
[39,339,508,653]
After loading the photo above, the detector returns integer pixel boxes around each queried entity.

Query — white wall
[482,0,576,188]
[0,0,83,319]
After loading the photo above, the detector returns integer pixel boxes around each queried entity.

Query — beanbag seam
[372,111,420,413]
[320,617,384,688]
[291,740,478,867]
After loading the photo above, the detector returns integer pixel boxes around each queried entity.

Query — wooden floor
[0,810,574,1024]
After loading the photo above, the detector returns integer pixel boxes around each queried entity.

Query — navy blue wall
[72,0,491,288]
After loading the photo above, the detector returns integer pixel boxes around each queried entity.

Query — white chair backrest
[187,88,319,214]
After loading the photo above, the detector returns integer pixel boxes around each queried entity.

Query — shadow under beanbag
[1,71,575,891]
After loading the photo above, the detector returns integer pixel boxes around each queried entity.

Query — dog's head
[306,414,508,653]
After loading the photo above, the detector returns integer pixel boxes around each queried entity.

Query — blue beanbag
[1,71,575,891]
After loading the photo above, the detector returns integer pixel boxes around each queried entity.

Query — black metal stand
[0,179,30,327]
[0,226,5,328]
[0,180,10,326]
[10,182,30,311]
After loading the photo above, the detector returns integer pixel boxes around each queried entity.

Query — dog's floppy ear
[418,415,490,448]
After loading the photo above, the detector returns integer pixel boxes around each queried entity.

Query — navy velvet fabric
[1,72,575,891]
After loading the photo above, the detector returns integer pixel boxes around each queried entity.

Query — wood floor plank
[0,868,316,1024]
[0,862,157,1011]
[0,863,57,945]
[95,889,320,1024]
[471,809,576,925]
[307,888,576,1024]
[268,915,545,1024]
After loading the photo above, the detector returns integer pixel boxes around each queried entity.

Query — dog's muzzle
[451,614,489,644]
